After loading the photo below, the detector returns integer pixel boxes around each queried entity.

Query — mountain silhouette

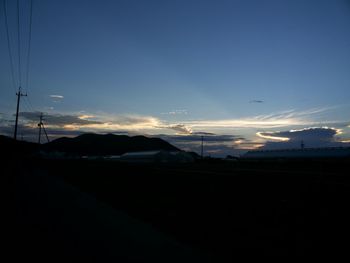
[42,133,179,156]
[0,135,38,158]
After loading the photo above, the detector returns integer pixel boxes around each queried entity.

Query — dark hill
[0,135,38,158]
[42,133,179,156]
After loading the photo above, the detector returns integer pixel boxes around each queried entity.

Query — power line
[3,0,17,92]
[25,0,33,93]
[23,96,34,112]
[17,0,22,87]
[21,96,30,112]
[25,96,35,112]
[4,0,36,141]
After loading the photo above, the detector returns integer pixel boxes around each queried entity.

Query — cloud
[256,132,290,142]
[49,95,64,99]
[160,124,193,134]
[13,106,340,137]
[18,112,166,132]
[161,134,240,142]
[249,100,264,103]
[181,107,340,130]
[258,127,340,141]
[78,114,95,120]
[191,132,216,135]
[161,109,188,115]
[20,112,102,127]
[184,117,296,129]
[257,127,348,150]
[103,115,158,126]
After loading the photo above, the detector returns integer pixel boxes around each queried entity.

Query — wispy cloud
[249,100,264,103]
[161,109,188,115]
[182,107,337,129]
[16,107,337,134]
[18,112,165,133]
[20,112,101,127]
[60,115,162,132]
[78,114,96,120]
[158,124,192,134]
[49,95,64,99]
[160,134,242,143]
[192,132,215,135]
[256,132,290,141]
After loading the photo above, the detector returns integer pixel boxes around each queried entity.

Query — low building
[243,147,350,159]
[103,155,121,161]
[120,150,194,163]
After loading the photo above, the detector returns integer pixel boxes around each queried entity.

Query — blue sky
[1,0,350,156]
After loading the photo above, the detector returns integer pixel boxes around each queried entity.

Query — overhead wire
[3,0,18,93]
[17,0,22,87]
[24,96,36,114]
[25,0,33,94]
[4,0,35,97]
[26,96,35,112]
[3,0,36,140]
[21,97,31,112]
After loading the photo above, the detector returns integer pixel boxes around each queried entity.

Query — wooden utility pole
[38,113,42,144]
[201,135,204,159]
[14,87,27,140]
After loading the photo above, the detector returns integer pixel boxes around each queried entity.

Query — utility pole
[14,87,27,140]
[38,112,50,144]
[38,113,42,144]
[201,135,204,159]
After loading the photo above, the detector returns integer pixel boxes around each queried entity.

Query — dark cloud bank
[260,127,349,150]
[20,112,101,126]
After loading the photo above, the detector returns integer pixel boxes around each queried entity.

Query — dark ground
[6,155,350,261]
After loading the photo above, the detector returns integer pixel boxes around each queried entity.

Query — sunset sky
[1,0,350,156]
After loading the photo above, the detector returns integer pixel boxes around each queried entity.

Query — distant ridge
[42,133,180,156]
[0,135,38,158]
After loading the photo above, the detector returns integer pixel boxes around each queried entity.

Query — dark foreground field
[8,157,350,261]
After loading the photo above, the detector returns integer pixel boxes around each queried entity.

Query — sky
[1,0,350,156]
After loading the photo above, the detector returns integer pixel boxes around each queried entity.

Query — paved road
[13,170,208,262]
